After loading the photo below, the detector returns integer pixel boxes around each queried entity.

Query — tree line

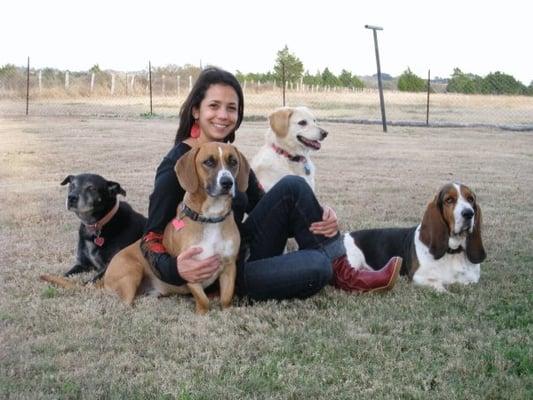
[397,67,533,96]
[239,46,533,96]
[1,46,532,95]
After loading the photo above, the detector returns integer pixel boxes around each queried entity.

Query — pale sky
[2,0,532,84]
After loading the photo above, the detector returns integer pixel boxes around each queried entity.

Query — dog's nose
[320,129,328,140]
[67,194,78,205]
[220,176,234,191]
[462,209,474,220]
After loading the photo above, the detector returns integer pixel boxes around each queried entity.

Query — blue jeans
[236,176,345,301]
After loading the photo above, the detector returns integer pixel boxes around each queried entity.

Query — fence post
[189,75,192,92]
[38,70,42,94]
[111,73,115,95]
[90,72,95,94]
[65,71,69,90]
[162,74,165,96]
[281,61,286,106]
[426,69,431,126]
[149,61,153,116]
[26,57,30,116]
[131,74,135,94]
[177,75,180,97]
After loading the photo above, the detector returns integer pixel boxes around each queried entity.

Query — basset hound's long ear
[236,149,250,192]
[269,107,293,138]
[175,147,200,193]
[466,203,486,264]
[419,194,449,260]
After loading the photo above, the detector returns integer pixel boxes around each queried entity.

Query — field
[2,89,533,128]
[0,114,532,399]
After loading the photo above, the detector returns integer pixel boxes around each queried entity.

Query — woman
[140,66,401,301]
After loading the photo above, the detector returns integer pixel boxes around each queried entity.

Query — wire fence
[1,62,532,131]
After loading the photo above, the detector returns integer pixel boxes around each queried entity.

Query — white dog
[251,106,328,192]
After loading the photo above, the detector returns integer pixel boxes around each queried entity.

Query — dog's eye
[445,197,455,205]
[467,195,475,203]
[86,185,95,191]
[227,156,238,168]
[297,120,307,126]
[203,157,216,168]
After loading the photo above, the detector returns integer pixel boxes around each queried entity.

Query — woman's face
[193,84,239,143]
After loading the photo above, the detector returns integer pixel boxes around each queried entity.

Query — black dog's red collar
[84,199,119,233]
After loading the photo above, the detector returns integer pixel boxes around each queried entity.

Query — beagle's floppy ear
[466,203,486,264]
[419,195,449,260]
[236,149,250,192]
[269,107,293,138]
[107,181,126,197]
[60,175,74,186]
[175,147,200,193]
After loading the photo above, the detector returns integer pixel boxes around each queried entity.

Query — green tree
[338,69,364,89]
[480,71,525,95]
[89,64,101,74]
[321,67,339,87]
[0,63,18,77]
[446,68,483,94]
[397,68,426,92]
[273,45,303,85]
[302,70,322,86]
[526,81,533,96]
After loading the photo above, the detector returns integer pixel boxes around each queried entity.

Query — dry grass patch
[0,116,532,399]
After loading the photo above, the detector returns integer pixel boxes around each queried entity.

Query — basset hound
[344,183,486,292]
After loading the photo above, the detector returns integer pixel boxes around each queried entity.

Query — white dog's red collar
[270,143,311,175]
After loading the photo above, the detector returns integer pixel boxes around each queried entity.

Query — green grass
[1,117,532,399]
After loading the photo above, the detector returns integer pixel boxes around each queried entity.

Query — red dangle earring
[190,119,200,138]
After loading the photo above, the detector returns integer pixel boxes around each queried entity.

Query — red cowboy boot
[332,255,402,293]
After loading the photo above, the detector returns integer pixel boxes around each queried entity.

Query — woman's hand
[309,204,339,238]
[177,247,220,283]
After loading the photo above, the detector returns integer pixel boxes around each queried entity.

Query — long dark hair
[174,66,244,145]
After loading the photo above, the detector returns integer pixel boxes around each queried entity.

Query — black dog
[61,173,147,283]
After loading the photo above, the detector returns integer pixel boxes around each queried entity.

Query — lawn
[0,114,531,399]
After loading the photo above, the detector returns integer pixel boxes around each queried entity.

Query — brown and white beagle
[42,142,249,314]
[344,183,486,292]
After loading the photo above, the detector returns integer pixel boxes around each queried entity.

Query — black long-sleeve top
[144,142,264,285]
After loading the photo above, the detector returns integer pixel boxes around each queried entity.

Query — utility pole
[365,25,387,132]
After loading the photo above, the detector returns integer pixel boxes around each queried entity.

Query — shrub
[397,68,426,92]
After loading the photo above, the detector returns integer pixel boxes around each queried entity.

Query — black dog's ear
[107,181,126,197]
[61,175,74,186]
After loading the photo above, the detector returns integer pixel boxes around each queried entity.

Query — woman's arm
[245,169,265,214]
